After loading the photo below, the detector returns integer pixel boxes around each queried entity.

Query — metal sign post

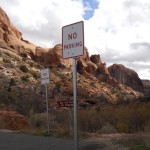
[73,58,78,150]
[62,21,84,150]
[45,84,50,134]
[41,68,50,134]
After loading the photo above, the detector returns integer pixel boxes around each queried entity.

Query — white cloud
[0,0,83,47]
[0,0,150,79]
[84,0,150,79]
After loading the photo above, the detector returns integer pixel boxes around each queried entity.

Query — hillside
[0,7,145,129]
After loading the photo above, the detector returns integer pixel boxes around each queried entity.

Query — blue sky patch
[82,0,99,20]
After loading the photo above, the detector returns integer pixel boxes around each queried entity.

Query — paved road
[0,131,88,150]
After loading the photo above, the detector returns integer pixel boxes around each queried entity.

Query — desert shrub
[79,103,88,109]
[116,122,128,133]
[103,102,150,133]
[77,87,90,98]
[51,110,73,136]
[7,87,11,92]
[0,118,5,129]
[78,110,103,132]
[19,65,28,73]
[20,52,28,58]
[54,81,61,92]
[29,113,47,128]
[118,138,150,150]
[11,87,45,117]
[9,78,16,86]
[0,51,2,57]
[95,93,108,103]
[55,110,70,125]
[30,70,40,79]
[0,89,15,105]
[3,57,11,63]
[21,75,29,82]
[99,123,117,134]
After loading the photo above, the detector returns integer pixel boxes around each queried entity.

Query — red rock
[90,54,102,65]
[0,111,28,130]
[108,64,144,91]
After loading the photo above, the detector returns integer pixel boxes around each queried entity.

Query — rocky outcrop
[108,64,143,91]
[142,80,150,95]
[0,7,144,108]
[142,80,150,87]
[77,54,113,82]
[90,54,102,65]
[0,7,22,41]
[0,110,28,130]
[0,7,36,55]
[35,44,72,67]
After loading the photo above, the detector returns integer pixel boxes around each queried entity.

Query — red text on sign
[68,32,77,40]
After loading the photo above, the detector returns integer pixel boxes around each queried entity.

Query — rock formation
[0,7,143,105]
[142,80,150,87]
[0,7,36,56]
[35,44,73,67]
[77,54,113,82]
[142,79,150,94]
[108,64,144,91]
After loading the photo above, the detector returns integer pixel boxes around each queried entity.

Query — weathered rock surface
[142,80,150,87]
[0,7,36,56]
[77,54,113,83]
[108,64,144,91]
[0,6,145,131]
[142,79,150,95]
[0,110,28,130]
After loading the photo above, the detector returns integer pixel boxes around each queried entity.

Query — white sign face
[41,68,50,84]
[62,21,84,59]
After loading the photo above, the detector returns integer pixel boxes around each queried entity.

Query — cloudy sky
[0,0,150,79]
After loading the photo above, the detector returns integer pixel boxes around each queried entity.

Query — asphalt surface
[0,131,88,150]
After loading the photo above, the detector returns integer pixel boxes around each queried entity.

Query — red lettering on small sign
[57,101,74,107]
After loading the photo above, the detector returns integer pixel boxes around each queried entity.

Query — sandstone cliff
[108,64,144,91]
[142,80,150,95]
[0,7,36,56]
[0,7,143,110]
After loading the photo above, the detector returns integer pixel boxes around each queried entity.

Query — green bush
[21,75,29,82]
[30,71,40,79]
[78,110,103,132]
[99,123,117,134]
[29,113,47,128]
[116,122,128,133]
[119,138,150,150]
[19,65,28,73]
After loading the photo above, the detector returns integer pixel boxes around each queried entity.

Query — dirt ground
[80,133,150,150]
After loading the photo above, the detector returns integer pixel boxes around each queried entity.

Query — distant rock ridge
[142,79,150,94]
[0,7,144,92]
[77,54,116,83]
[0,7,36,57]
[108,64,144,91]
[142,79,150,87]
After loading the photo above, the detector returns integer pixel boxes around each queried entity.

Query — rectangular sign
[62,21,84,59]
[57,101,74,107]
[41,68,50,84]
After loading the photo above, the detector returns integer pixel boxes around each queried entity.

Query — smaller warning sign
[41,68,50,84]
